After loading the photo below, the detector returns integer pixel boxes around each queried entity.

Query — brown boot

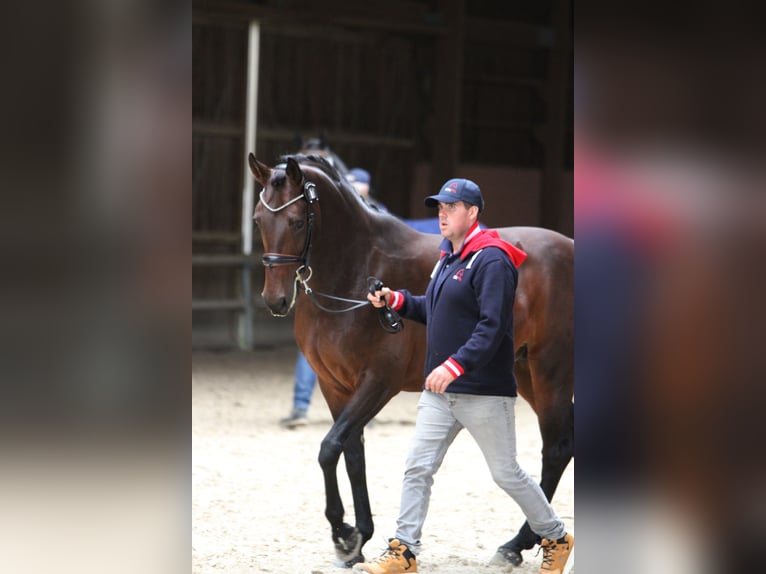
[539,533,574,573]
[352,539,417,573]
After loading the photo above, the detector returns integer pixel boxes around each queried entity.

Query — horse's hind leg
[495,354,574,565]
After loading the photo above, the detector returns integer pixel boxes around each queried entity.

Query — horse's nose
[263,293,290,317]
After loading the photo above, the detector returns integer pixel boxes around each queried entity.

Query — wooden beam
[192,254,261,266]
[192,231,241,244]
[192,299,245,311]
[257,127,414,149]
[462,75,544,91]
[193,0,444,36]
[193,120,243,138]
[466,17,554,48]
[430,0,465,193]
[461,119,538,132]
[192,298,267,311]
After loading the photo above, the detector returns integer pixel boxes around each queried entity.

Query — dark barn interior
[193,0,572,348]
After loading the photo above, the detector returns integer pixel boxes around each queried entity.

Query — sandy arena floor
[192,346,574,573]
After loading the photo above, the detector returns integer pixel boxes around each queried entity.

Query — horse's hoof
[489,546,523,567]
[333,525,363,563]
[331,554,365,568]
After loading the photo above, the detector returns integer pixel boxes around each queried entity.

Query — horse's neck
[308,193,376,286]
[313,200,416,282]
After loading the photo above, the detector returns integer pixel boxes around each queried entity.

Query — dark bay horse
[249,153,574,567]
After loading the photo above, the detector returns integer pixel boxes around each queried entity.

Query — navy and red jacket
[389,222,527,397]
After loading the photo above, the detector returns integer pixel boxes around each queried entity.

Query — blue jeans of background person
[293,351,317,412]
[394,391,566,556]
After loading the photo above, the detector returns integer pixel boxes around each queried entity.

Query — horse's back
[495,227,574,355]
[496,226,573,259]
[495,226,573,286]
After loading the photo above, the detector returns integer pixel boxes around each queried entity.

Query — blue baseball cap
[347,168,370,185]
[424,178,484,212]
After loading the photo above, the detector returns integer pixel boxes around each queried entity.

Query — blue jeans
[394,391,565,555]
[293,351,317,411]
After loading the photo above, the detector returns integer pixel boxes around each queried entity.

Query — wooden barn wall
[461,41,547,167]
[192,22,252,347]
[255,25,425,218]
[193,23,247,235]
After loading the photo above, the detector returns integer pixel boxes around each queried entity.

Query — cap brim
[424,193,461,208]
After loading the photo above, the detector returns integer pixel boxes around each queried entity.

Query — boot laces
[538,539,560,569]
[371,542,402,564]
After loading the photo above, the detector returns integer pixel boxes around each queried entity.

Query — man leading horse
[358,179,574,574]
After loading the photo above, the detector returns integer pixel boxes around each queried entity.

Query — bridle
[259,164,318,271]
[257,166,369,314]
[256,163,404,333]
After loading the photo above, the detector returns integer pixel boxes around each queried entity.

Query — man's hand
[367,287,391,308]
[424,364,456,394]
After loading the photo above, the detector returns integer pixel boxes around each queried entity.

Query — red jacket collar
[440,222,527,267]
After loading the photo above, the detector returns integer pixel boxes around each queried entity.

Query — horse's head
[249,154,317,317]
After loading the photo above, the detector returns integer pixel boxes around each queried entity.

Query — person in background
[279,351,316,428]
[348,167,388,213]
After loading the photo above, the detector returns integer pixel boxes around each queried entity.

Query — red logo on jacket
[452,269,464,281]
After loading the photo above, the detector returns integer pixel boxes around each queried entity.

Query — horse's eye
[292,219,305,231]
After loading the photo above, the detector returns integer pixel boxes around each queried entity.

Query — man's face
[437,201,475,243]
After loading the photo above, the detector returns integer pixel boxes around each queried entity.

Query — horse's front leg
[343,431,373,549]
[318,383,392,567]
[318,421,363,567]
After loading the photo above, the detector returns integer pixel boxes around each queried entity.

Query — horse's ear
[248,153,271,187]
[285,157,304,187]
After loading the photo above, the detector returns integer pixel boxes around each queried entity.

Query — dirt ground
[192,346,574,573]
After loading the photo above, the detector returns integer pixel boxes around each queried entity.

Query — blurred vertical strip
[575,2,766,574]
[0,1,189,574]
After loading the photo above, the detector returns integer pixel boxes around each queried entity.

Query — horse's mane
[296,138,350,175]
[281,153,374,212]
[281,153,340,182]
